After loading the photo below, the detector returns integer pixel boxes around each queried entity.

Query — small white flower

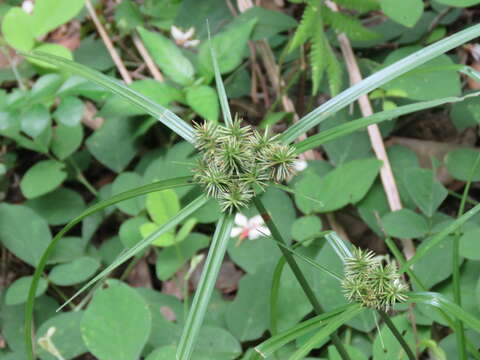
[230,213,271,241]
[170,25,200,48]
[293,159,308,172]
[22,0,34,14]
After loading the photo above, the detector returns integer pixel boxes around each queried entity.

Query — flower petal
[185,27,196,39]
[171,25,186,41]
[230,227,243,237]
[184,39,200,48]
[249,215,265,228]
[294,159,308,172]
[248,229,262,240]
[258,226,271,237]
[235,213,248,227]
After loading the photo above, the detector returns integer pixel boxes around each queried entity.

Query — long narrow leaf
[255,304,355,359]
[176,213,234,360]
[25,176,193,359]
[400,202,480,273]
[20,51,196,143]
[207,26,233,126]
[281,23,480,144]
[58,194,208,311]
[294,92,480,154]
[409,292,480,333]
[289,304,364,360]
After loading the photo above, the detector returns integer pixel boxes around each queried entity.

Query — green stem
[253,198,351,360]
[378,310,416,360]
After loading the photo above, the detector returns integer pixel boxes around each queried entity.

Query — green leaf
[294,158,382,213]
[372,315,417,360]
[404,168,448,217]
[451,93,480,130]
[185,85,219,123]
[32,0,85,37]
[291,216,322,243]
[37,311,87,360]
[198,19,256,76]
[54,96,84,126]
[29,43,73,69]
[81,281,151,360]
[50,122,83,160]
[21,51,196,142]
[382,48,461,101]
[459,228,480,260]
[6,276,48,306]
[49,256,100,286]
[381,0,423,27]
[434,0,480,6]
[381,209,429,238]
[138,27,195,85]
[146,189,180,229]
[1,7,35,51]
[119,216,148,249]
[20,104,50,138]
[20,160,67,199]
[115,0,143,32]
[112,172,145,216]
[86,117,140,173]
[0,204,52,267]
[26,187,86,226]
[445,148,480,181]
[281,23,480,144]
[177,213,234,360]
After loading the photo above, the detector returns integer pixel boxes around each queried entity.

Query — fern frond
[333,0,379,13]
[310,27,327,95]
[322,5,380,41]
[325,42,342,96]
[288,2,318,53]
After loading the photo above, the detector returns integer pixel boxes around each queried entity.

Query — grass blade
[207,24,233,126]
[255,304,356,359]
[294,92,480,154]
[24,176,195,359]
[280,23,480,144]
[288,304,364,360]
[400,202,480,273]
[20,51,196,143]
[176,213,234,360]
[58,194,208,311]
[409,292,480,333]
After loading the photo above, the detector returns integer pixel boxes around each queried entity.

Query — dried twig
[132,34,164,82]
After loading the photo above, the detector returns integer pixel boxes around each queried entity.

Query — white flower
[230,213,271,241]
[22,0,34,14]
[293,159,308,172]
[170,25,200,48]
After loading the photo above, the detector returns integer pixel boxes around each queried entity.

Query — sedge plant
[22,22,480,360]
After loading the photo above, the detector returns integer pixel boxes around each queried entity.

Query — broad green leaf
[291,216,322,243]
[30,74,64,101]
[434,0,480,6]
[281,23,480,143]
[156,232,209,281]
[51,123,83,160]
[54,96,84,126]
[146,189,181,225]
[25,177,193,360]
[198,19,256,76]
[460,228,480,260]
[29,43,73,69]
[37,312,87,360]
[381,0,423,27]
[20,104,50,138]
[445,148,480,181]
[227,264,272,341]
[119,216,148,249]
[1,7,35,51]
[86,117,140,173]
[26,187,86,226]
[451,93,480,130]
[404,168,448,217]
[112,172,145,216]
[146,346,177,360]
[228,235,281,274]
[32,0,85,37]
[381,209,429,238]
[140,221,176,246]
[81,281,151,360]
[74,36,115,71]
[138,27,195,85]
[177,214,234,360]
[115,0,143,32]
[372,315,417,360]
[186,85,219,123]
[48,236,87,264]
[20,160,66,199]
[21,52,196,142]
[5,276,48,306]
[49,257,100,286]
[0,204,51,266]
[358,182,390,236]
[294,158,382,213]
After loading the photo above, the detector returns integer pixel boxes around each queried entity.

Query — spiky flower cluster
[341,248,408,311]
[193,118,297,212]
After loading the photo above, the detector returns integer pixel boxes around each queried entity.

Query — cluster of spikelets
[192,118,297,212]
[341,248,409,311]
